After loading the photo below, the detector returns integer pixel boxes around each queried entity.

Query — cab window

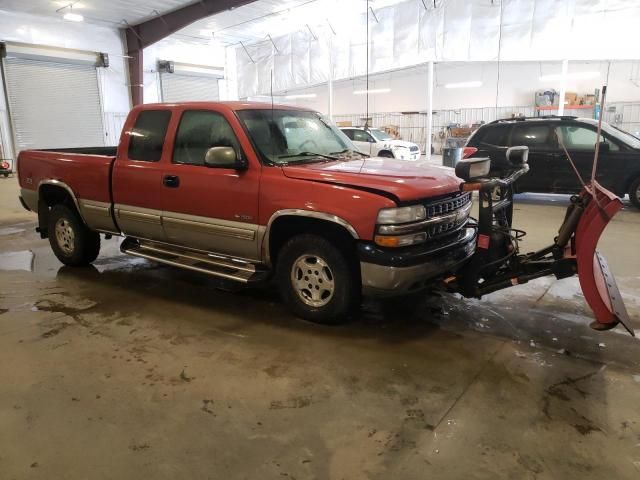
[127,110,171,161]
[173,110,241,166]
[556,125,619,151]
[341,129,355,140]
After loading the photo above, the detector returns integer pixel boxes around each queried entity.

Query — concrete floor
[0,174,639,479]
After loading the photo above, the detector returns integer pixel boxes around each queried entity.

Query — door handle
[163,175,180,188]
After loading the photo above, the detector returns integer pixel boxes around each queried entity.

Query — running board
[120,238,267,284]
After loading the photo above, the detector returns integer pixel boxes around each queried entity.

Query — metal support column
[426,61,434,161]
[558,59,569,116]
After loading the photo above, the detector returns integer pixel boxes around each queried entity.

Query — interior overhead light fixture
[284,93,317,99]
[64,12,84,21]
[61,4,84,22]
[353,88,391,95]
[539,71,600,81]
[444,81,482,89]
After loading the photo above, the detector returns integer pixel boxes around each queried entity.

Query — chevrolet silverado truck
[18,102,476,324]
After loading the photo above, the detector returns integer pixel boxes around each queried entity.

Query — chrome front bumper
[360,227,476,295]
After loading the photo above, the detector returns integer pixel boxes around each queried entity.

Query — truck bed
[18,148,115,205]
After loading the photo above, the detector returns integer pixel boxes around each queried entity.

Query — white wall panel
[236,0,640,99]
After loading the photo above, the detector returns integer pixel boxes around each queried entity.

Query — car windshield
[605,124,640,149]
[236,109,359,164]
[370,129,392,141]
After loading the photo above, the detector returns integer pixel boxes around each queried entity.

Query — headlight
[377,205,426,224]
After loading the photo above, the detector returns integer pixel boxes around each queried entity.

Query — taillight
[0,161,9,170]
[462,147,478,159]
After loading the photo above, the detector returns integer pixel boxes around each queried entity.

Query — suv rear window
[511,124,555,148]
[127,110,171,162]
[470,125,510,147]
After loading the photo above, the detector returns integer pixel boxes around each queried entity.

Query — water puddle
[0,227,25,236]
[0,250,34,271]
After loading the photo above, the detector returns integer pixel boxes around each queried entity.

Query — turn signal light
[374,232,427,248]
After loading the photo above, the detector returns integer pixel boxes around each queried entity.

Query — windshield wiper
[330,149,369,157]
[278,151,338,160]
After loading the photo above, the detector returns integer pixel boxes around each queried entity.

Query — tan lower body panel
[163,212,260,261]
[20,188,38,212]
[114,204,164,240]
[79,200,118,233]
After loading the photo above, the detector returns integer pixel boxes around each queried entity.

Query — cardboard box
[564,92,578,106]
[450,127,474,138]
[335,121,352,127]
[582,94,596,106]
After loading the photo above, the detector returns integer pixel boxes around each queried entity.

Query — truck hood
[281,157,461,202]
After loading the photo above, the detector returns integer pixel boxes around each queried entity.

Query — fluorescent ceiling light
[353,88,391,95]
[284,93,317,99]
[63,12,84,22]
[539,71,600,81]
[444,81,482,89]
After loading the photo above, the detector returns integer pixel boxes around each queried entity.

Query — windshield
[606,124,640,149]
[370,129,392,141]
[236,109,360,164]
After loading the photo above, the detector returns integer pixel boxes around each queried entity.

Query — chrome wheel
[290,254,335,308]
[55,218,75,255]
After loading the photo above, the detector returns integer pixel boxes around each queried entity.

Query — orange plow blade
[572,182,634,336]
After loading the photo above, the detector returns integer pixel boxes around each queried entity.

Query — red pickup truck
[17,102,475,323]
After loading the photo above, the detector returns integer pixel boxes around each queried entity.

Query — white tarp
[235,0,640,98]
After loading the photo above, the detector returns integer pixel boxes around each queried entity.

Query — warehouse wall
[0,11,230,158]
[142,38,228,103]
[0,10,130,155]
[274,60,640,115]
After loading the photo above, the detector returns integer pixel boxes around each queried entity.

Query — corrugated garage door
[3,57,105,152]
[160,73,220,102]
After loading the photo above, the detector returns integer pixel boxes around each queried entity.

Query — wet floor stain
[0,250,33,271]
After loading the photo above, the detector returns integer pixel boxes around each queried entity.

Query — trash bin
[442,147,462,168]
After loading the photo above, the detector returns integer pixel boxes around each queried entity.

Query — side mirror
[598,141,610,153]
[506,145,529,166]
[455,157,491,181]
[204,146,245,169]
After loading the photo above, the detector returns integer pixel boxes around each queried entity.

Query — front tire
[629,177,640,209]
[379,150,394,158]
[275,234,360,324]
[48,204,100,266]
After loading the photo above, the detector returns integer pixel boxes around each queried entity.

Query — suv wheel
[48,204,101,266]
[379,151,394,158]
[629,177,640,209]
[276,234,360,324]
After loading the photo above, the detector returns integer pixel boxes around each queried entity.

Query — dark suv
[465,116,640,208]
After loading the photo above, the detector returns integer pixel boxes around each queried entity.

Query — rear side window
[472,125,510,146]
[511,125,555,149]
[127,110,171,161]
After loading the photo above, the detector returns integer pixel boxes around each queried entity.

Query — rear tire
[275,234,360,324]
[629,177,640,209]
[48,204,100,266]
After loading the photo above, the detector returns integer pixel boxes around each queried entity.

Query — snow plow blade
[572,182,634,336]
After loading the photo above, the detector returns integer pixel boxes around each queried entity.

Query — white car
[340,127,421,160]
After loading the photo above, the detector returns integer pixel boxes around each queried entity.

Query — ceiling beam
[122,0,256,106]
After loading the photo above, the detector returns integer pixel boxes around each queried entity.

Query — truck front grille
[426,192,472,218]
[423,192,472,238]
